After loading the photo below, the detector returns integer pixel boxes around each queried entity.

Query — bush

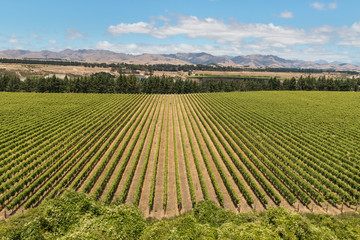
[58,204,146,240]
[0,191,146,240]
[193,200,238,227]
[0,193,359,240]
[218,222,280,240]
[305,212,360,240]
[140,215,217,240]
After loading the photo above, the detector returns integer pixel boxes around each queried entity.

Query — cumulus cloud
[311,2,325,10]
[329,2,337,9]
[108,22,153,35]
[280,11,294,19]
[107,15,330,47]
[100,15,360,63]
[311,2,337,10]
[8,38,28,45]
[66,29,84,40]
[48,39,57,44]
[151,15,171,22]
[105,16,360,54]
[8,39,18,44]
[30,34,39,39]
[337,22,360,47]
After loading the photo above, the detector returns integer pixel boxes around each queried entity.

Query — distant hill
[0,49,359,71]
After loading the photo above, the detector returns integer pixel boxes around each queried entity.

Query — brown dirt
[83,98,150,195]
[36,107,133,204]
[227,129,293,210]
[72,98,138,190]
[173,96,193,214]
[177,96,218,205]
[124,96,162,206]
[175,98,204,204]
[96,97,155,200]
[179,96,236,212]
[108,96,158,202]
[225,123,289,209]
[0,62,350,81]
[183,96,257,211]
[164,95,179,217]
[0,63,117,79]
[138,96,166,217]
[189,95,284,209]
[189,101,257,213]
[149,96,169,219]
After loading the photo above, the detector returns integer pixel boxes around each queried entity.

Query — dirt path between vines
[137,96,165,218]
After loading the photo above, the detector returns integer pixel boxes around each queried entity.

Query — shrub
[193,200,237,227]
[140,215,217,240]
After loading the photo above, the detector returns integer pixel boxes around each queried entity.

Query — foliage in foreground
[0,191,359,240]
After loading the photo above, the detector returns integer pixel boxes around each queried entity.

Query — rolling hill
[0,49,359,71]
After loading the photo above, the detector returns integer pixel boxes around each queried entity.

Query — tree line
[0,73,359,94]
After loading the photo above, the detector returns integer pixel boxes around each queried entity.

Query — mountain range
[0,49,359,71]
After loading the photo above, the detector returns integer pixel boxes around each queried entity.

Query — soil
[83,97,150,195]
[173,96,193,214]
[150,96,168,219]
[137,96,166,217]
[180,96,237,212]
[177,97,219,205]
[0,63,117,79]
[75,99,140,192]
[109,97,158,202]
[175,97,204,204]
[164,96,179,217]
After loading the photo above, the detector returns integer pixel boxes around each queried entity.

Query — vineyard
[0,91,359,219]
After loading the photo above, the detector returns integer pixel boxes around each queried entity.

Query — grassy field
[0,91,359,219]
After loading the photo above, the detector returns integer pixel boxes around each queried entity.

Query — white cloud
[337,22,360,47]
[311,2,325,10]
[48,39,57,44]
[8,38,28,45]
[280,11,294,19]
[99,15,360,63]
[151,15,171,22]
[311,2,337,10]
[8,39,18,44]
[108,22,153,35]
[30,34,39,39]
[66,29,84,40]
[108,16,330,47]
[329,2,337,9]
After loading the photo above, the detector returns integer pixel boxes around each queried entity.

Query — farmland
[0,91,359,219]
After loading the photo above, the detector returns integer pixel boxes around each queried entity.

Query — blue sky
[1,0,360,63]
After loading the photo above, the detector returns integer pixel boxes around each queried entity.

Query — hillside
[1,49,360,71]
